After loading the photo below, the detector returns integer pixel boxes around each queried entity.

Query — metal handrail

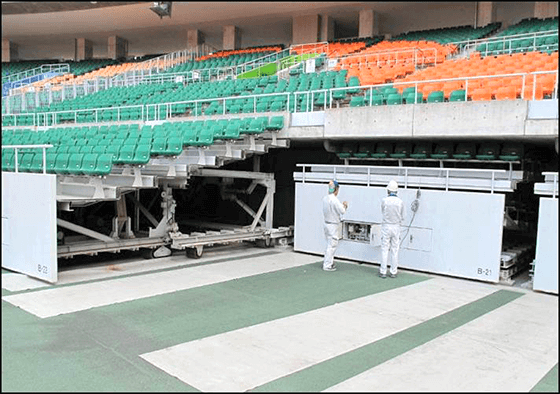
[294,69,558,112]
[2,69,557,126]
[2,144,53,174]
[448,29,559,48]
[295,164,514,193]
[2,64,70,84]
[450,30,559,57]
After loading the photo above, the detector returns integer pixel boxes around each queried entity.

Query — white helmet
[387,180,398,192]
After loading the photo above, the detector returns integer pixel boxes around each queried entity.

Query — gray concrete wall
[283,100,558,141]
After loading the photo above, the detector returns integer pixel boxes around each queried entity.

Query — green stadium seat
[67,153,85,174]
[269,101,285,112]
[449,90,467,102]
[390,142,412,158]
[430,142,454,159]
[165,137,183,155]
[499,143,523,161]
[81,154,98,175]
[2,150,15,171]
[386,93,403,105]
[266,116,284,131]
[336,143,358,159]
[151,138,167,155]
[453,142,476,159]
[130,144,151,164]
[404,92,423,104]
[354,143,374,158]
[476,142,501,160]
[245,117,266,134]
[93,153,114,176]
[91,145,107,154]
[427,91,445,103]
[410,142,432,159]
[115,145,135,164]
[54,153,71,174]
[105,145,122,162]
[182,128,198,146]
[45,153,58,174]
[370,142,393,158]
[18,153,35,172]
[350,96,366,107]
[195,129,214,146]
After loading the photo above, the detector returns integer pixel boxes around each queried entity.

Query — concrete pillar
[476,2,496,28]
[223,25,241,51]
[2,38,19,63]
[320,15,335,42]
[187,29,204,50]
[359,9,379,38]
[75,38,93,61]
[108,35,128,60]
[534,2,558,18]
[292,14,321,45]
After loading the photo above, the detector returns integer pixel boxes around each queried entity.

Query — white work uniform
[380,194,406,276]
[322,193,346,270]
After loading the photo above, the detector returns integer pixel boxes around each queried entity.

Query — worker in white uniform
[380,179,405,278]
[322,180,348,271]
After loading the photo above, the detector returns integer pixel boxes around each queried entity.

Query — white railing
[220,47,291,79]
[293,69,558,112]
[1,144,53,174]
[449,30,558,57]
[2,45,216,112]
[2,64,70,84]
[326,47,439,71]
[295,164,518,193]
[2,69,557,127]
[110,43,217,83]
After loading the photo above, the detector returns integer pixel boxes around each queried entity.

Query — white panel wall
[294,182,505,283]
[1,172,58,283]
[532,197,558,294]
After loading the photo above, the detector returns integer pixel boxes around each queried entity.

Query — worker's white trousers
[380,224,400,275]
[323,222,340,269]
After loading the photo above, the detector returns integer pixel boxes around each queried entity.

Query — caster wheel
[187,245,203,259]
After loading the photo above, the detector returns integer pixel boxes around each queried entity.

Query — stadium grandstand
[2,2,558,392]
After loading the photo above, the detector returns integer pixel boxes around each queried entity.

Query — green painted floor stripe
[531,363,558,392]
[3,262,427,392]
[251,289,524,392]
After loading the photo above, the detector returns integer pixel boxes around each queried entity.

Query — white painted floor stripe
[2,251,318,318]
[2,244,269,291]
[1,273,50,292]
[325,291,558,392]
[140,277,498,392]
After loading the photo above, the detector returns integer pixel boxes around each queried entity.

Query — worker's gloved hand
[343,201,348,209]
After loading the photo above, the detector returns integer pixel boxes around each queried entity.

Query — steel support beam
[127,192,160,227]
[57,218,114,242]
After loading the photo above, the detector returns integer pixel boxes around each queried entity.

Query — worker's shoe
[379,273,386,279]
[390,273,397,278]
[324,266,337,272]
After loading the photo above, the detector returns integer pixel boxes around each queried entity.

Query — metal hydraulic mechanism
[169,167,291,258]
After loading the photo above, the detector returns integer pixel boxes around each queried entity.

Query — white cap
[387,180,398,192]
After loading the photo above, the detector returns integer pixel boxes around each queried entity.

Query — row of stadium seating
[335,141,522,161]
[197,45,284,61]
[394,51,558,100]
[161,50,283,75]
[392,22,501,44]
[476,17,558,55]
[1,115,285,174]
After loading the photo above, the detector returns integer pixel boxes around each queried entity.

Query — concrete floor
[2,244,558,392]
